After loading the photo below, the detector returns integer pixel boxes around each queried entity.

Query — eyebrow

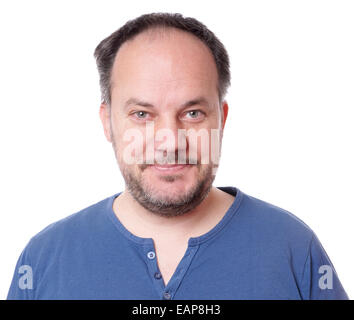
[123,97,211,110]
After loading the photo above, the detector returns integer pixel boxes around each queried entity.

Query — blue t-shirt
[7,187,349,300]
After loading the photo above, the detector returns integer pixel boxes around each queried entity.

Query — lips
[149,164,192,172]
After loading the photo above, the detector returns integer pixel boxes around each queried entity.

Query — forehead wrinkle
[123,96,213,112]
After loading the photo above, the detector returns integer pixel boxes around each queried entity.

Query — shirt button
[163,292,171,300]
[154,272,162,280]
[147,251,155,259]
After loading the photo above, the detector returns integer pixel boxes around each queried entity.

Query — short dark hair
[94,12,231,105]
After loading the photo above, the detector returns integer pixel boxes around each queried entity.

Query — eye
[133,111,149,119]
[187,110,199,118]
[184,110,205,120]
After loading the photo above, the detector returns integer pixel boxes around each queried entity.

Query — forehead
[110,27,219,100]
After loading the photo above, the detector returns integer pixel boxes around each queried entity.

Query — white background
[0,0,353,299]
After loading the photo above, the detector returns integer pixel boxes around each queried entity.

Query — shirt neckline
[105,186,244,247]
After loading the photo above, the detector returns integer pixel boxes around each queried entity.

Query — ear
[221,101,229,130]
[99,103,112,143]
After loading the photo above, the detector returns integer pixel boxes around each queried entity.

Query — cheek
[186,127,221,162]
[114,127,147,165]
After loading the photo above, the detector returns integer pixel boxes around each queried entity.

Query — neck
[112,186,235,241]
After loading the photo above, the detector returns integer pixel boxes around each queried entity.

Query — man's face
[100,28,228,217]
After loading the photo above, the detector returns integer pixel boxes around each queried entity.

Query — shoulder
[237,190,315,246]
[24,194,118,259]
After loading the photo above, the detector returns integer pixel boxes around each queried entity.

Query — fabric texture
[7,187,349,300]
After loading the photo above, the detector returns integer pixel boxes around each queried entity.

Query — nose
[155,115,180,153]
[148,115,186,164]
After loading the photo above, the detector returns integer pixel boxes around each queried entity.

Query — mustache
[139,153,199,170]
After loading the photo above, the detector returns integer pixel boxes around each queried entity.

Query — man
[8,13,348,300]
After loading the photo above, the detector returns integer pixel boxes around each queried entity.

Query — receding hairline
[114,25,218,66]
[94,13,231,106]
[110,26,220,100]
[122,25,203,45]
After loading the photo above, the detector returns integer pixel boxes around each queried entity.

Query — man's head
[95,13,231,217]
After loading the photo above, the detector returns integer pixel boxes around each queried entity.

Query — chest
[154,241,189,286]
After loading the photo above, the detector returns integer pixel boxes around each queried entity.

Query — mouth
[148,164,193,173]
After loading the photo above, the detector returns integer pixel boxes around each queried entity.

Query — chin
[144,179,193,198]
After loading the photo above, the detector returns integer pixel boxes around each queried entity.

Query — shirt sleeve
[7,245,35,300]
[300,233,349,300]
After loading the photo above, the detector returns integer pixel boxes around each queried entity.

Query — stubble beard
[122,163,215,217]
[112,137,216,218]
